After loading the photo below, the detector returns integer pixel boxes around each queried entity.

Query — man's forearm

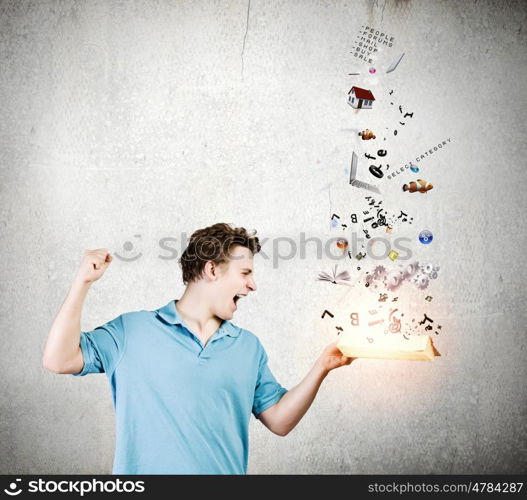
[42,279,90,369]
[261,361,329,436]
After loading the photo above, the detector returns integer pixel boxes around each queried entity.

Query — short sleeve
[252,345,288,418]
[72,314,126,377]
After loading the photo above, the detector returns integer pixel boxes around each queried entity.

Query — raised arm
[42,249,113,374]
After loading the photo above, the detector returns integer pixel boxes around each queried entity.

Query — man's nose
[248,278,257,292]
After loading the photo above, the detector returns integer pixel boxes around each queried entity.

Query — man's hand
[74,248,113,285]
[315,340,355,375]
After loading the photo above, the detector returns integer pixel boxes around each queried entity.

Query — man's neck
[175,290,223,346]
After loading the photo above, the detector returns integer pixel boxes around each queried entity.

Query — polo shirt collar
[155,299,240,338]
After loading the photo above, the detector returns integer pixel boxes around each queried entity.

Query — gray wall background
[1,0,526,474]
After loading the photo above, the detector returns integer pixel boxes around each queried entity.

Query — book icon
[337,331,441,361]
[317,265,353,286]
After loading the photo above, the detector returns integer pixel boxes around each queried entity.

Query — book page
[337,331,429,352]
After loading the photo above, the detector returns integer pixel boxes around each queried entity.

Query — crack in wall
[241,0,251,80]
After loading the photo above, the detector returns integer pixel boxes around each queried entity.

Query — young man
[43,223,354,474]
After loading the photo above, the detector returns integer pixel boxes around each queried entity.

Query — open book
[317,265,352,286]
[336,332,441,361]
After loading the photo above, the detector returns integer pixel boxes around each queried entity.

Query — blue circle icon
[419,230,433,244]
[410,164,419,173]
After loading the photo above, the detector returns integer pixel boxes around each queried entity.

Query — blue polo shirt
[72,299,288,474]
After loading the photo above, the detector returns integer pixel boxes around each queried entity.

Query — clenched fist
[74,248,113,285]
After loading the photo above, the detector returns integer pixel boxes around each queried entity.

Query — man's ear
[203,260,220,281]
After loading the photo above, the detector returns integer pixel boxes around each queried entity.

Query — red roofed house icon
[348,86,376,109]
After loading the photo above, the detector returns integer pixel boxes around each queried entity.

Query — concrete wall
[1,0,525,474]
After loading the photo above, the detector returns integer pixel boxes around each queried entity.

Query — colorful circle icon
[336,238,348,249]
[369,67,376,74]
[410,164,419,173]
[418,230,433,244]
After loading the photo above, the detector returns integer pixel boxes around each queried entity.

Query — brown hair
[179,223,261,285]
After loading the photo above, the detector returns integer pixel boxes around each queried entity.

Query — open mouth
[232,294,244,307]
